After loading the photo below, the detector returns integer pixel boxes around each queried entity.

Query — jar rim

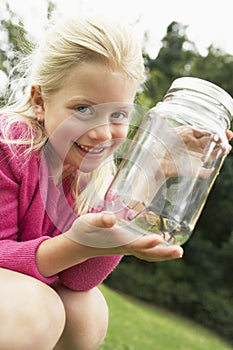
[168,77,233,121]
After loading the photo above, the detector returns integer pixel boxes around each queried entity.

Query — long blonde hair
[1,14,145,214]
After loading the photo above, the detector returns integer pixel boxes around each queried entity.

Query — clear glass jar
[104,77,233,245]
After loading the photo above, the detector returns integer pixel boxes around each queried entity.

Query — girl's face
[32,62,137,174]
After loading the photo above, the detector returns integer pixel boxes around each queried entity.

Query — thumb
[81,211,116,229]
[64,211,118,248]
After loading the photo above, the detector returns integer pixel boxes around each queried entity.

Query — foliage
[141,21,199,108]
[0,1,56,106]
[0,2,34,106]
[190,45,233,97]
[0,4,30,73]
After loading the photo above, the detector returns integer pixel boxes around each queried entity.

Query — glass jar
[104,77,233,245]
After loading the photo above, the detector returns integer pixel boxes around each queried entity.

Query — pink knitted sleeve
[0,238,57,284]
[0,135,56,284]
[59,255,123,291]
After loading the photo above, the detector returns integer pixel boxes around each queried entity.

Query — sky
[3,0,233,58]
[0,0,232,90]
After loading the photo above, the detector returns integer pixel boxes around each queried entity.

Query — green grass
[99,285,233,350]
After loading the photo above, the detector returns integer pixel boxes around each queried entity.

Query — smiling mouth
[75,142,105,154]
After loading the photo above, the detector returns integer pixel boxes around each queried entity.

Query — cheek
[112,124,128,140]
[45,117,89,158]
[110,125,129,153]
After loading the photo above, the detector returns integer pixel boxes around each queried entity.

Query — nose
[88,123,112,142]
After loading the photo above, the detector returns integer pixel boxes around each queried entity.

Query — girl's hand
[226,129,233,154]
[152,127,233,179]
[226,129,233,141]
[65,212,183,262]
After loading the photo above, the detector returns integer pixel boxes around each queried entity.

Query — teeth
[77,143,103,154]
[78,144,90,152]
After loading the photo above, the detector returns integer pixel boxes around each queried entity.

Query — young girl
[0,15,231,350]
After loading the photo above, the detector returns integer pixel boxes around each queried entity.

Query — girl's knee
[0,271,65,350]
[54,285,109,350]
[84,287,109,346]
[25,280,66,348]
[90,288,109,348]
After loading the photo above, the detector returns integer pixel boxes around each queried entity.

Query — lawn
[99,285,233,350]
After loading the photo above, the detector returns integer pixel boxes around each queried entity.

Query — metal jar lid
[167,77,233,120]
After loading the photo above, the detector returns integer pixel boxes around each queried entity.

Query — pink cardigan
[0,114,122,290]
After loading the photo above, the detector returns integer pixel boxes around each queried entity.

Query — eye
[73,105,94,119]
[110,111,129,123]
[76,105,93,115]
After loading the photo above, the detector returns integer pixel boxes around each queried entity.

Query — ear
[31,85,45,122]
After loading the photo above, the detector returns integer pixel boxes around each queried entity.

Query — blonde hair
[1,15,145,214]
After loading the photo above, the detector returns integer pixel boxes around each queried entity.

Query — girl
[0,15,231,350]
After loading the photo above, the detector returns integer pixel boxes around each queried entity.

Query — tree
[0,1,56,106]
[0,3,32,106]
[141,21,198,107]
[190,45,233,97]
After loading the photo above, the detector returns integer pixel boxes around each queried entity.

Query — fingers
[128,233,164,249]
[192,129,208,138]
[125,233,183,261]
[132,237,184,261]
[183,132,210,152]
[145,242,184,260]
[226,129,233,141]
